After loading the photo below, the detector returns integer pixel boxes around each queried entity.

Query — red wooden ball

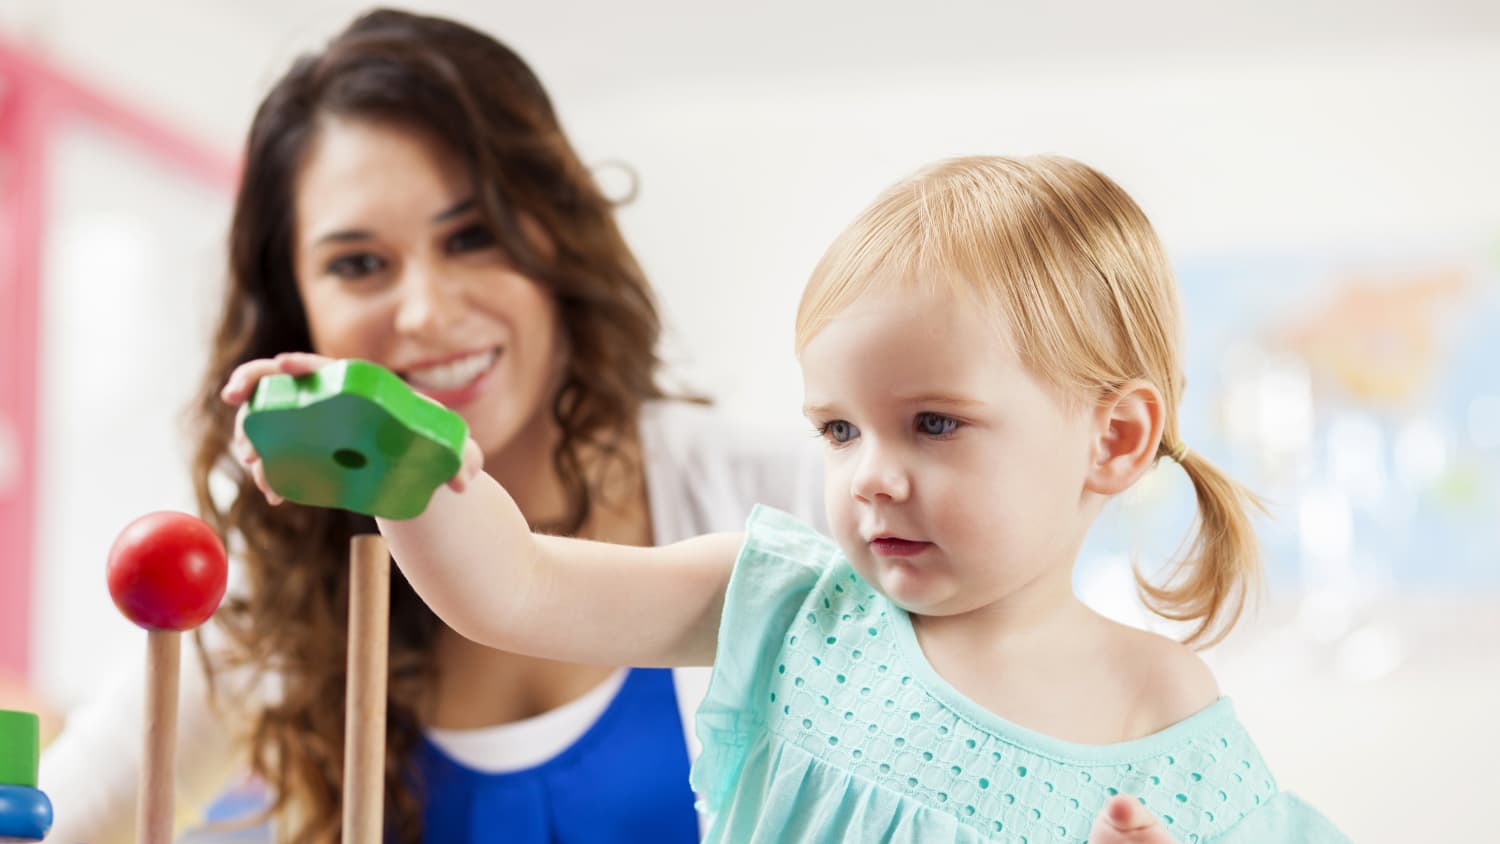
[106,511,228,631]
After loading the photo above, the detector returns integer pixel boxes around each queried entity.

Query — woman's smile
[400,347,502,407]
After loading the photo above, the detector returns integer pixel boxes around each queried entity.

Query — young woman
[41,9,822,843]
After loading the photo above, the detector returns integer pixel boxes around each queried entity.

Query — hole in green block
[333,449,368,470]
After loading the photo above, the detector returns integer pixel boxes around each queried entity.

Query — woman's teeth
[404,350,497,391]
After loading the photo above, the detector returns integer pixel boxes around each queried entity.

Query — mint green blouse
[691,506,1350,843]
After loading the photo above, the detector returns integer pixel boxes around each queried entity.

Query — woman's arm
[378,471,742,668]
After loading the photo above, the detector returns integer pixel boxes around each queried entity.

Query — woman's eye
[447,224,497,253]
[326,253,386,279]
[916,412,959,437]
[820,420,860,444]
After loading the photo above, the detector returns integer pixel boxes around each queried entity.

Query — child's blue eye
[821,420,859,444]
[916,413,959,436]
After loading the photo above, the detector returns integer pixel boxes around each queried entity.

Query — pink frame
[0,40,237,681]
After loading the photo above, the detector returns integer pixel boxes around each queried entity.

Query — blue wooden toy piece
[0,785,51,843]
[0,711,51,843]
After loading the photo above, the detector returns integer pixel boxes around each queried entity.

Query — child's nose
[850,446,911,503]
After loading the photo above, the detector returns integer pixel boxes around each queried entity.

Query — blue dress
[421,667,699,843]
[692,506,1352,843]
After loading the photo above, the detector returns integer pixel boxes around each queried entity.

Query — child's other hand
[220,352,337,506]
[1088,795,1176,844]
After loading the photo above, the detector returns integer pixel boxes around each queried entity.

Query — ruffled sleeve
[690,505,839,812]
[1212,791,1353,843]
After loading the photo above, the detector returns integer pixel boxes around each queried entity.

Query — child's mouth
[870,538,933,557]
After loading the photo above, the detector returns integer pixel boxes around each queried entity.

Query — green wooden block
[244,359,468,520]
[0,710,39,788]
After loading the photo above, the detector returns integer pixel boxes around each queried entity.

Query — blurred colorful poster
[1081,243,1500,614]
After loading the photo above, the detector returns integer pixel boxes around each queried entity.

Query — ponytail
[1133,444,1265,648]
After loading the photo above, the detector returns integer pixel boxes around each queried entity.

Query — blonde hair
[796,155,1261,647]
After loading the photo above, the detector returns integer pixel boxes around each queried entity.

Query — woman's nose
[393,264,464,337]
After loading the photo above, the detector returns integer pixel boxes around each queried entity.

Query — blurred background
[1,1,1497,841]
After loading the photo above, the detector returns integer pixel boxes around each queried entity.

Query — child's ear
[1084,380,1165,496]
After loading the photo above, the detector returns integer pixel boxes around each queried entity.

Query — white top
[38,400,826,843]
[425,669,628,773]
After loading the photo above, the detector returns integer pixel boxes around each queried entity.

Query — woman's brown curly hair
[188,9,667,841]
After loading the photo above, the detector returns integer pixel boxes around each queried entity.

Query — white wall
[583,44,1500,427]
[32,125,228,714]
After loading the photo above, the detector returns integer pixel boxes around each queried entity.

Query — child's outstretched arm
[223,352,741,669]
[376,474,742,667]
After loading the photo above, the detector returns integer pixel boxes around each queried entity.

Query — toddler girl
[231,155,1349,843]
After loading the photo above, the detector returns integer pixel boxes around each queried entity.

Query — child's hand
[220,352,335,505]
[1087,795,1176,844]
[447,431,484,493]
[219,352,484,506]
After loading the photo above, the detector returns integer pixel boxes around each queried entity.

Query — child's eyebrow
[893,393,984,409]
[803,395,983,417]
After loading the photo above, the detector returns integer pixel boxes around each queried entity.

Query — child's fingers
[230,434,259,468]
[1102,795,1154,832]
[445,438,485,493]
[273,351,336,375]
[229,403,260,463]
[221,358,288,404]
[252,460,284,506]
[220,353,335,404]
[1087,795,1174,844]
[228,402,284,505]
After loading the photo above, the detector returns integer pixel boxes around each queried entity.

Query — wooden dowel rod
[342,534,390,844]
[139,629,180,844]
